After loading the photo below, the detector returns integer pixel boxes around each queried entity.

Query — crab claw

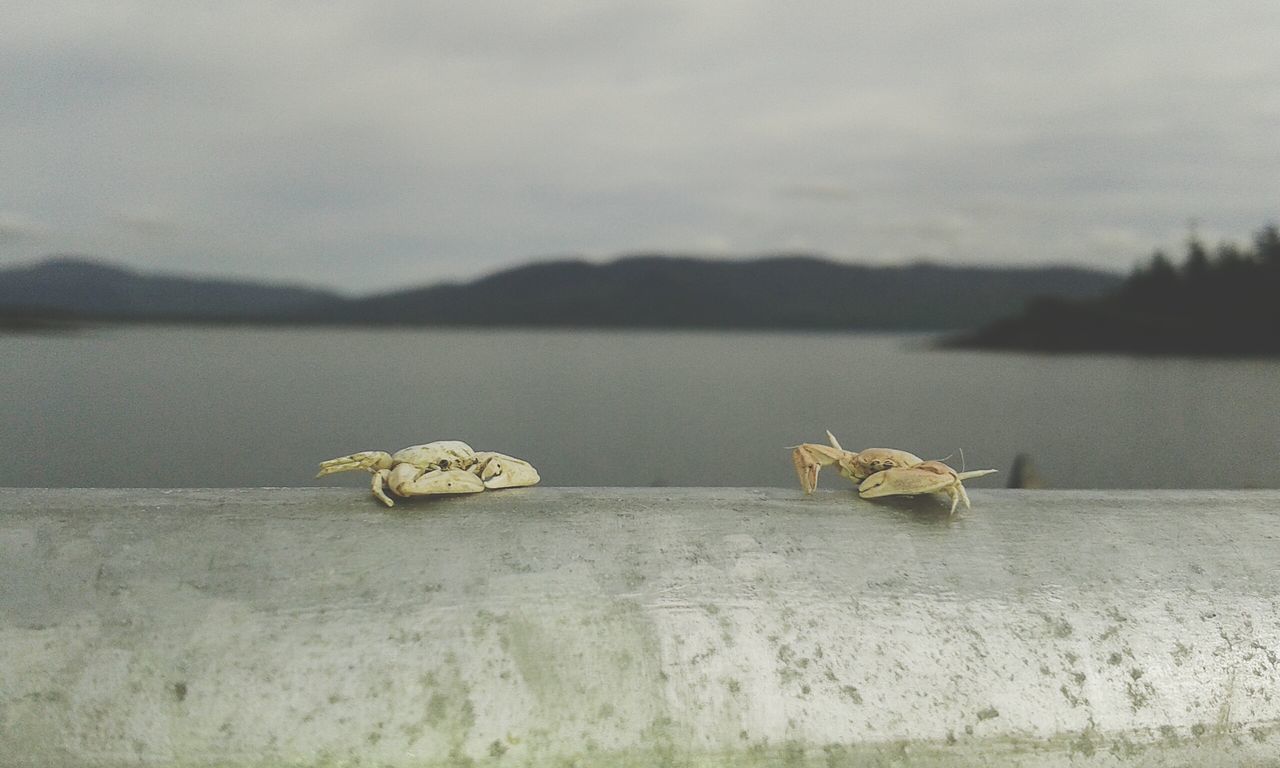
[471,452,541,489]
[790,442,848,494]
[859,461,997,516]
[385,465,486,501]
[316,451,394,478]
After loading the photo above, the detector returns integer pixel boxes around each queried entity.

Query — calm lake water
[3,326,1279,490]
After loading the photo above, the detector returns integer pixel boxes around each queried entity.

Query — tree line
[950,224,1280,355]
[1121,225,1280,328]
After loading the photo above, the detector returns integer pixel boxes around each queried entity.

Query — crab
[791,431,925,493]
[316,440,539,507]
[791,431,996,515]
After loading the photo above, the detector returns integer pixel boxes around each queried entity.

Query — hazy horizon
[3,2,1278,292]
[4,247,1131,296]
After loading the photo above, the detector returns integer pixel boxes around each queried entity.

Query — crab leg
[316,451,394,478]
[371,469,395,508]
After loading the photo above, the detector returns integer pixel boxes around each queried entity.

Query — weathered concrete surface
[2,487,1279,767]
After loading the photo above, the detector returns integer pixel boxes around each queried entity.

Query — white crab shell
[390,441,477,470]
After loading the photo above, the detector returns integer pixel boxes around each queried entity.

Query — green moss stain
[1036,612,1074,639]
[426,693,449,725]
[497,600,667,743]
[839,685,862,705]
[1122,666,1157,712]
[346,725,1259,767]
[1070,729,1097,757]
[412,652,478,757]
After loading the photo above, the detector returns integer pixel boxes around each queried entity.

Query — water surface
[3,327,1278,489]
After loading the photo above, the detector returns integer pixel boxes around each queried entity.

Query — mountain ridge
[0,255,343,320]
[0,253,1122,331]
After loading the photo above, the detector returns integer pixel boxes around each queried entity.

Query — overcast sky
[2,1,1278,293]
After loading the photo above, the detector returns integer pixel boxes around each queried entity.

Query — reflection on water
[2,327,1279,489]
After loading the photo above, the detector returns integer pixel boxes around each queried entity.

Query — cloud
[0,211,43,242]
[110,206,180,236]
[773,183,858,202]
[1,1,1278,288]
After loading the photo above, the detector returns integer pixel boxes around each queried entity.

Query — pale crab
[791,430,996,515]
[316,440,539,507]
[791,430,925,492]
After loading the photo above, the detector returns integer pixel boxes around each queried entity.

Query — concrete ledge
[3,487,1279,766]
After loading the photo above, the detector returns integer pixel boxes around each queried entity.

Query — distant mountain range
[0,254,1122,331]
[0,257,341,320]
